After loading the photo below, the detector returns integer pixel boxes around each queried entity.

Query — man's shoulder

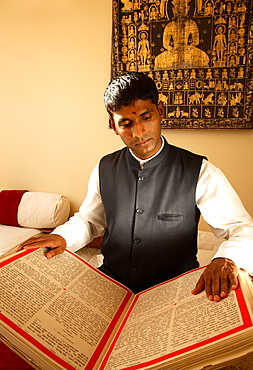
[168,143,207,161]
[99,147,128,164]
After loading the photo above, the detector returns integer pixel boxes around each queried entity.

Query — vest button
[138,176,145,181]
[133,238,141,244]
[131,267,137,273]
[136,208,143,214]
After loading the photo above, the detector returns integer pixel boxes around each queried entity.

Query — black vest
[99,139,205,293]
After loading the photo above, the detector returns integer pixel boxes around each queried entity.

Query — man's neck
[129,136,164,168]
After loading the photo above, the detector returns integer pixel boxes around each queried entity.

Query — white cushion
[17,192,70,228]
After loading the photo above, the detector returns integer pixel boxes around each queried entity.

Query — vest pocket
[157,214,184,221]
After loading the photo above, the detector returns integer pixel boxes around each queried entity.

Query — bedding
[0,191,70,258]
[0,190,28,226]
[17,192,70,228]
[0,190,70,228]
[0,225,41,258]
[197,230,223,267]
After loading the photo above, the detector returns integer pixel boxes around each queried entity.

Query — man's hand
[16,234,66,259]
[192,258,239,302]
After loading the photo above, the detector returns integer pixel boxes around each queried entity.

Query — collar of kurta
[127,136,170,170]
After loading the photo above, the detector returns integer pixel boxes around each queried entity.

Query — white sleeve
[52,164,106,252]
[196,159,253,274]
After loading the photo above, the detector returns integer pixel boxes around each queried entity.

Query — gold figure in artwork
[212,25,227,67]
[155,0,209,69]
[121,0,133,12]
[204,1,214,16]
[137,31,150,71]
[160,0,167,17]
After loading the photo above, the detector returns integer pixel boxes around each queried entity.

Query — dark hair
[104,72,158,114]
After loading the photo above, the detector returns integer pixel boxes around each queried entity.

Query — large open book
[1,248,253,370]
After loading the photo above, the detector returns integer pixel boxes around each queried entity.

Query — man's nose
[132,122,145,138]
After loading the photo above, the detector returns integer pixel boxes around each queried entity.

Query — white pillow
[0,225,41,258]
[17,192,70,228]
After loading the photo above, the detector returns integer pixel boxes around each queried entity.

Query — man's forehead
[113,99,156,116]
[113,108,154,122]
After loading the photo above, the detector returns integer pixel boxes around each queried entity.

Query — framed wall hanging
[111,0,253,129]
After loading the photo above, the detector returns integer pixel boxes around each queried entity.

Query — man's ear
[157,101,164,118]
[109,118,118,134]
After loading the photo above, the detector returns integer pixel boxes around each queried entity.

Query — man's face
[110,99,164,160]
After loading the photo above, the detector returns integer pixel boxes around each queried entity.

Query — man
[18,72,253,301]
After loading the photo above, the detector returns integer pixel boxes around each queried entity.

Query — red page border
[1,249,132,370]
[99,267,252,370]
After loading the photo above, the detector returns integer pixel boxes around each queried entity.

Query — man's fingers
[191,273,205,295]
[192,258,239,302]
[219,274,230,298]
[17,235,49,250]
[210,274,224,302]
[229,272,239,290]
[44,246,66,259]
[192,271,214,300]
[16,234,66,258]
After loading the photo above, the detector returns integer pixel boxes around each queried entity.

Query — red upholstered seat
[0,341,34,370]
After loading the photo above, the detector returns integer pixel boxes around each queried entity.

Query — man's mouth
[135,138,151,147]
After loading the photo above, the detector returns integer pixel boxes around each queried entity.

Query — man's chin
[132,147,154,160]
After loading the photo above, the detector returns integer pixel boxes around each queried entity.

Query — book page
[102,268,251,370]
[0,249,132,370]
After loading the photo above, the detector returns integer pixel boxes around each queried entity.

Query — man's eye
[120,122,131,128]
[142,115,152,121]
